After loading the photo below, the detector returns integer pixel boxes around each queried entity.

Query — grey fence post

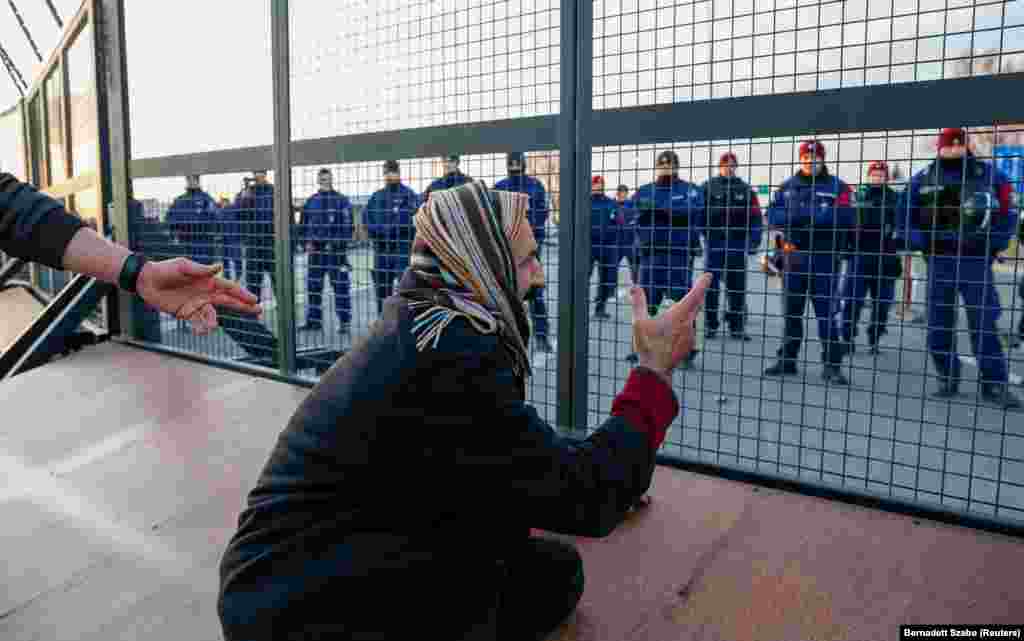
[557,0,594,437]
[270,0,296,375]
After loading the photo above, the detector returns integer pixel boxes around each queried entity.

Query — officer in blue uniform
[625,150,705,366]
[764,140,854,385]
[234,169,277,302]
[218,195,244,282]
[495,151,554,353]
[166,174,219,264]
[423,154,473,202]
[365,160,421,316]
[614,184,639,284]
[841,160,902,355]
[298,168,354,335]
[896,128,1021,408]
[700,152,763,341]
[590,175,620,320]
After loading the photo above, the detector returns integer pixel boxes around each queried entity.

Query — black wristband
[118,252,149,294]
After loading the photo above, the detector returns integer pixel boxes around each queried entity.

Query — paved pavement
[146,240,1024,526]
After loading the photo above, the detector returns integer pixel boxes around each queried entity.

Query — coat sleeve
[749,191,764,249]
[991,170,1017,255]
[766,183,790,227]
[0,172,87,269]
[364,193,383,238]
[486,366,678,538]
[895,176,925,252]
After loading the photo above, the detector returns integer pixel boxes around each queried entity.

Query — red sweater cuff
[610,367,680,449]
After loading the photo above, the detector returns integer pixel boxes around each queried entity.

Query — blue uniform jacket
[629,178,706,256]
[767,171,854,254]
[166,188,219,246]
[700,176,763,250]
[365,184,420,250]
[234,183,276,248]
[896,155,1017,257]
[590,193,620,248]
[299,190,354,249]
[494,175,550,243]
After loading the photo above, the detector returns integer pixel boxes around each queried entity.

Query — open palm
[136,258,261,336]
[630,273,711,375]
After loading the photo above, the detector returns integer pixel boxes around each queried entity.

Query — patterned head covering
[400,180,533,383]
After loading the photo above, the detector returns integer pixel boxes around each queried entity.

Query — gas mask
[444,159,460,175]
[655,164,675,181]
[868,172,885,186]
[318,173,333,192]
[186,175,201,191]
[384,172,401,188]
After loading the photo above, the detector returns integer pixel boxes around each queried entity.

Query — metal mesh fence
[102,0,1024,529]
[586,127,1024,524]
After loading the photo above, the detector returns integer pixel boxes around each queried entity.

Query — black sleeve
[0,173,87,269]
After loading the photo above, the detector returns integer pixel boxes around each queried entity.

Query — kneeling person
[217,180,710,640]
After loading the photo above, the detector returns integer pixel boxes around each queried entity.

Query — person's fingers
[211,293,262,315]
[214,277,258,304]
[179,260,223,280]
[662,273,712,325]
[630,286,650,323]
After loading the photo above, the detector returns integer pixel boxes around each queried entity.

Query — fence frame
[15,0,1015,536]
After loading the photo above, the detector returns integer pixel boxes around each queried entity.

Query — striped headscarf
[399,180,533,383]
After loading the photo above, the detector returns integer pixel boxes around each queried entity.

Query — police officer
[234,169,277,302]
[218,195,244,282]
[166,174,219,264]
[365,160,420,315]
[423,154,473,201]
[701,152,763,341]
[841,161,902,355]
[625,150,705,366]
[897,128,1021,408]
[298,168,354,335]
[590,176,620,320]
[495,151,554,353]
[764,140,854,385]
[614,184,639,284]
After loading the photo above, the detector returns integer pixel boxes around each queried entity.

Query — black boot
[764,360,798,377]
[933,377,960,398]
[705,325,719,340]
[534,336,554,354]
[981,384,1023,410]
[822,364,849,386]
[593,305,611,320]
[625,352,639,363]
[680,349,700,369]
[729,326,752,341]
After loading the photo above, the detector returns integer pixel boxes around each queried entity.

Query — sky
[3,0,1023,202]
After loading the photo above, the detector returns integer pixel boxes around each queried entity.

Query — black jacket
[217,292,667,639]
[0,173,86,269]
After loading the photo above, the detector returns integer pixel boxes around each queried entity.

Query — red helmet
[798,140,826,160]
[592,175,605,187]
[719,152,738,166]
[936,127,967,150]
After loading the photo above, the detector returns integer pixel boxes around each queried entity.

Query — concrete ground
[0,342,1020,640]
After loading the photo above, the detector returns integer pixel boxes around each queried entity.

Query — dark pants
[218,535,583,641]
[1018,277,1024,338]
[531,241,551,339]
[841,254,896,344]
[639,251,692,317]
[617,234,639,282]
[590,244,619,310]
[223,245,244,281]
[306,247,351,325]
[372,247,409,315]
[778,252,844,365]
[245,245,277,303]
[927,255,1008,384]
[705,245,748,331]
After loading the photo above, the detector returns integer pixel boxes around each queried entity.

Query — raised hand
[629,273,711,378]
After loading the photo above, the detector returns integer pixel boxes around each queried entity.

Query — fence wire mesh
[100,0,1024,529]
